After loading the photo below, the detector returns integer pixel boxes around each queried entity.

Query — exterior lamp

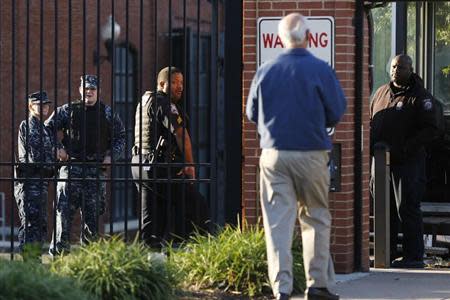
[94,15,121,65]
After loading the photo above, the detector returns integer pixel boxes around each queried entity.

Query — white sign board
[257,16,335,68]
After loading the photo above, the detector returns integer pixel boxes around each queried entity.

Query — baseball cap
[28,91,52,104]
[80,75,98,89]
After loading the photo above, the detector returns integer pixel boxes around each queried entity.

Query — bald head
[278,13,309,49]
[390,54,413,87]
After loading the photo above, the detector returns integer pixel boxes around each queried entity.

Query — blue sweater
[246,48,347,150]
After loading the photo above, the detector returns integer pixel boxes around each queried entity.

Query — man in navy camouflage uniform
[46,75,125,255]
[15,91,61,258]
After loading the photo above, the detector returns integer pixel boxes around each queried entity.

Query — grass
[50,235,175,300]
[0,259,93,300]
[167,222,306,297]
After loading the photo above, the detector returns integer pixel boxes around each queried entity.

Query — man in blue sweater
[246,13,346,300]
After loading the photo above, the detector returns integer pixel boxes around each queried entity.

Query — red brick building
[241,1,371,273]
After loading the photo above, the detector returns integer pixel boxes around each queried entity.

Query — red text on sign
[262,32,329,48]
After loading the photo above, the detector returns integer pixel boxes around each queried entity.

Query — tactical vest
[134,91,155,152]
[63,100,110,159]
[134,91,184,164]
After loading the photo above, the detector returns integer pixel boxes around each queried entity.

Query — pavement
[291,268,450,300]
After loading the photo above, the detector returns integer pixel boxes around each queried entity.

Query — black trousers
[131,155,208,248]
[390,152,425,261]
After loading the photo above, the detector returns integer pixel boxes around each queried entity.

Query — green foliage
[50,236,174,300]
[167,223,305,297]
[0,259,93,300]
[291,236,307,293]
[442,66,450,77]
[371,4,392,93]
[372,4,391,35]
[435,3,450,48]
[22,243,42,262]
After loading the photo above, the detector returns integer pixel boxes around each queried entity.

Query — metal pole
[373,143,390,268]
[354,0,364,271]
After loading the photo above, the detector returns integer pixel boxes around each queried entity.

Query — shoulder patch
[170,103,179,114]
[177,115,183,125]
[422,98,433,111]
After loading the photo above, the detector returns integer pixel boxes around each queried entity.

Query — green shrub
[50,236,174,300]
[167,223,305,297]
[0,259,93,300]
[292,236,306,293]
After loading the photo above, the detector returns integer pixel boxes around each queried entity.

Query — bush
[0,260,93,300]
[50,236,174,300]
[292,236,306,293]
[167,222,306,297]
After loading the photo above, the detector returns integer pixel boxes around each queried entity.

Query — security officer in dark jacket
[46,75,126,255]
[131,66,207,248]
[370,54,440,268]
[15,91,61,258]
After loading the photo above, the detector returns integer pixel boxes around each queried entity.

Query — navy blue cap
[80,75,98,89]
[28,91,51,104]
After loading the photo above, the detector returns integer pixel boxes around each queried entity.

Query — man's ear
[159,81,166,90]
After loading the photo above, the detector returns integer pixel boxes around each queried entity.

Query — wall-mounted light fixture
[93,15,121,65]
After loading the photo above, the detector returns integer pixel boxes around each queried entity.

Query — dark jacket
[370,74,440,164]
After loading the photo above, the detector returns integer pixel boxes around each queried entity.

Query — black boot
[305,287,339,300]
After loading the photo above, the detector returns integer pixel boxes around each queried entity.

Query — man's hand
[182,166,196,179]
[102,156,111,170]
[57,148,68,161]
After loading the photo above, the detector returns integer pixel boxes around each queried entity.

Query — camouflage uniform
[46,75,125,255]
[14,91,54,252]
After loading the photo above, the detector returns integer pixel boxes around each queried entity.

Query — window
[406,3,417,68]
[433,3,450,113]
[112,45,137,221]
[371,4,393,95]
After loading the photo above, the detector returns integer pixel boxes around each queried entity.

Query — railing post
[373,142,390,268]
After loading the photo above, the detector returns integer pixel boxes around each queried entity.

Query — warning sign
[257,16,335,68]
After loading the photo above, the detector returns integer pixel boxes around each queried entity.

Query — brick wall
[242,0,371,273]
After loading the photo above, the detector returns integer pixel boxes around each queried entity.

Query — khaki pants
[259,149,335,296]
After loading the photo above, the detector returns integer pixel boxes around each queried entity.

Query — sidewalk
[292,268,450,300]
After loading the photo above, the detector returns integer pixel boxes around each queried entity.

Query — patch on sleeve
[177,115,183,125]
[422,98,433,111]
[170,103,179,114]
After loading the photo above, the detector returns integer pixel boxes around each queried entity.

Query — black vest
[63,100,110,159]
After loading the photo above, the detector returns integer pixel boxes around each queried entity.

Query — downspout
[354,0,364,272]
